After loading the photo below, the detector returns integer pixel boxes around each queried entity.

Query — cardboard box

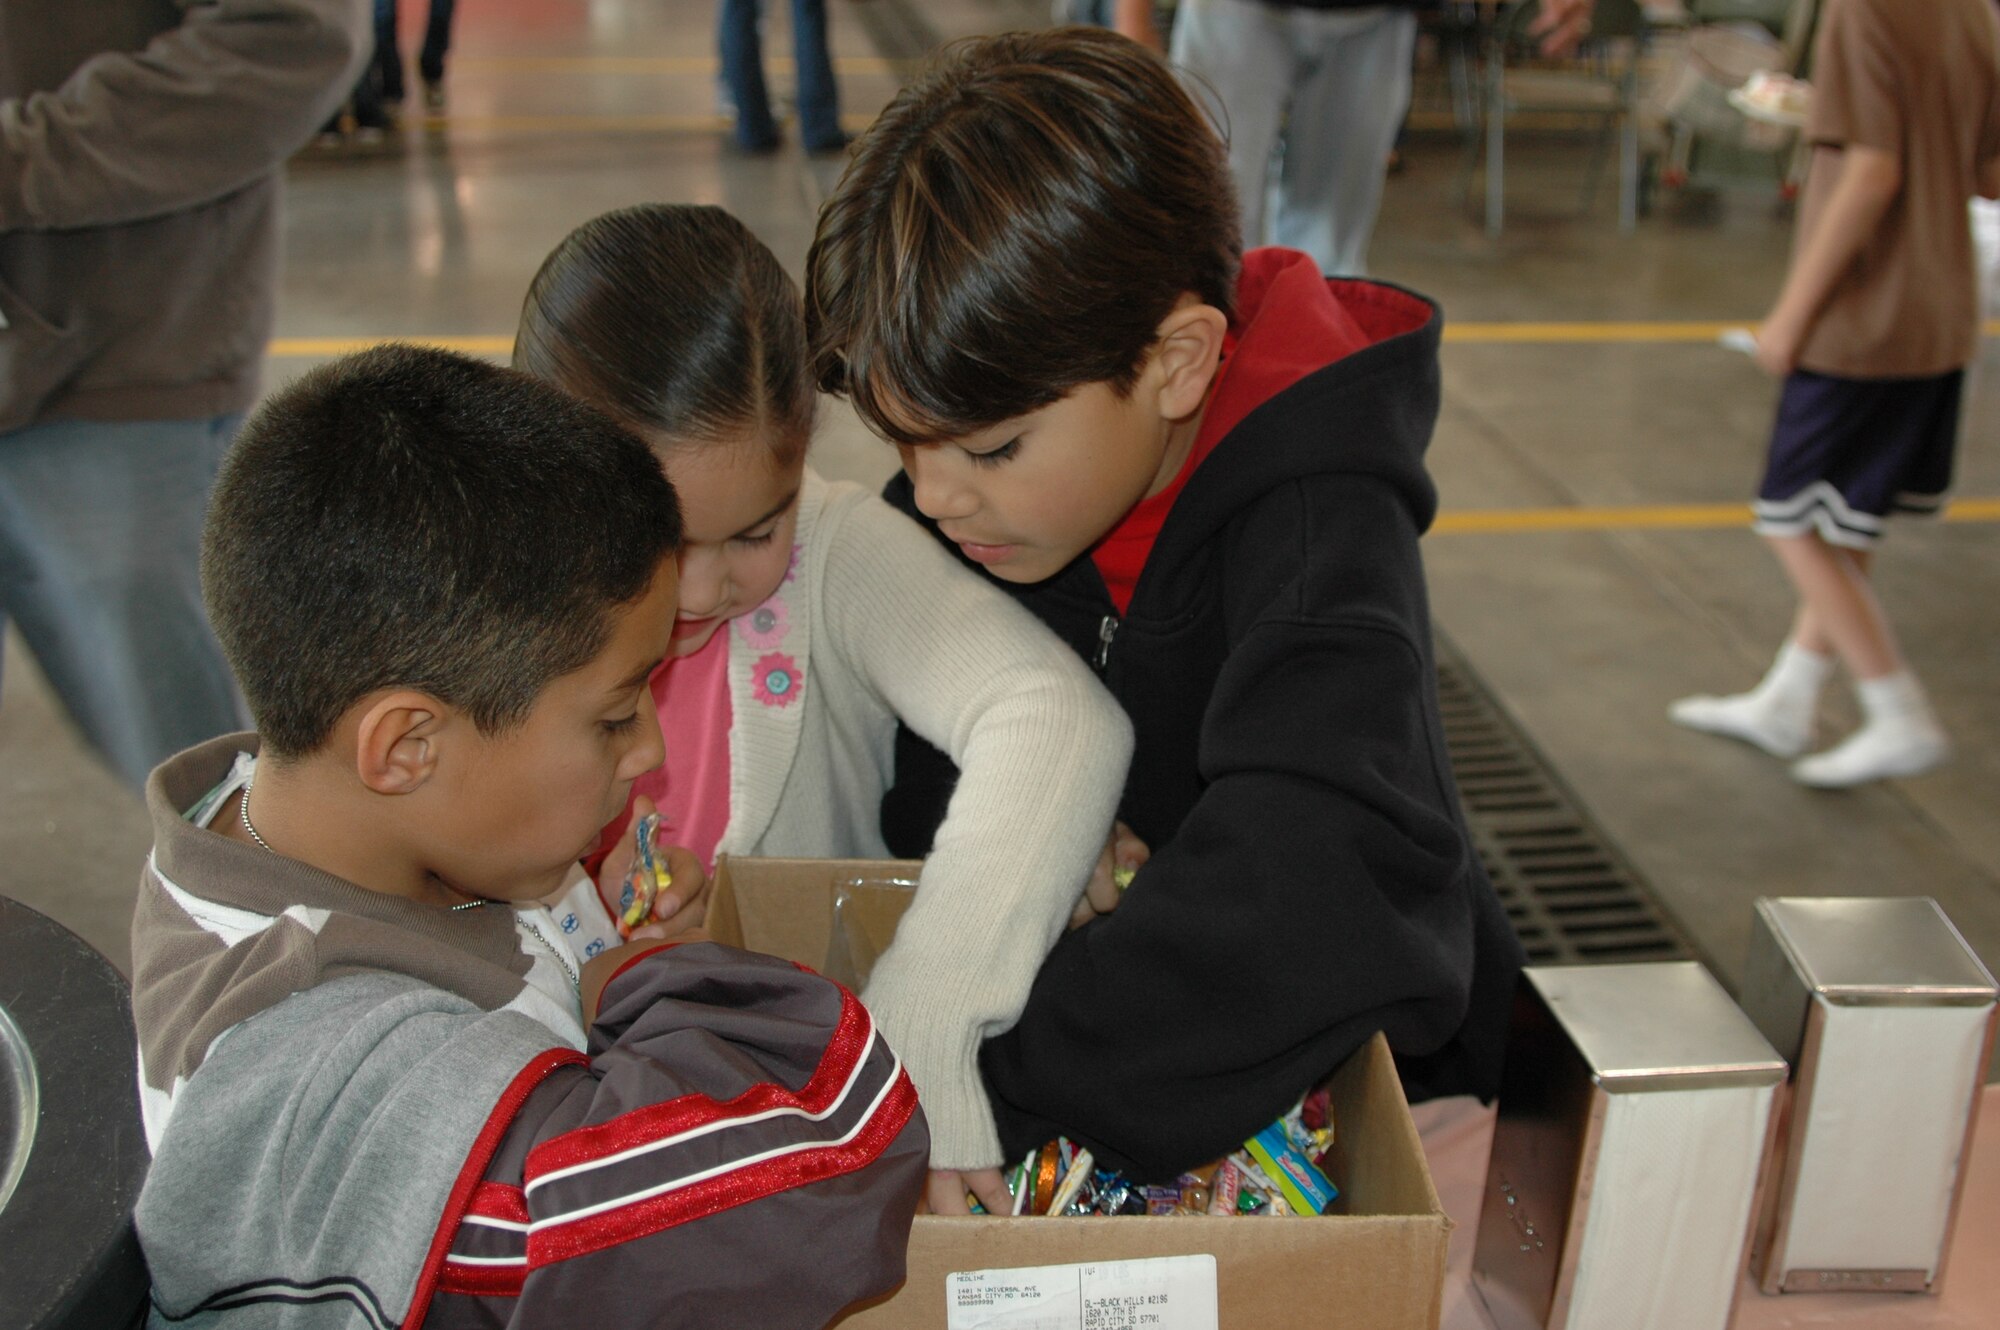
[710,856,1452,1330]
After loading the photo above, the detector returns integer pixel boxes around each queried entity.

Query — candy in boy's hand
[616,811,673,938]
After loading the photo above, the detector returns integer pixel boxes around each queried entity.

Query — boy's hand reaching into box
[1072,821,1149,929]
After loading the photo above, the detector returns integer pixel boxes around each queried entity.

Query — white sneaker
[1669,691,1811,758]
[1791,718,1949,788]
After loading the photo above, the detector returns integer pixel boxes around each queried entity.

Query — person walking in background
[719,0,847,154]
[1672,0,2000,787]
[1171,0,1597,276]
[0,0,370,790]
[375,0,458,111]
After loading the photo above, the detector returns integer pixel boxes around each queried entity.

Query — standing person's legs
[1053,0,1112,23]
[719,0,780,151]
[0,416,248,790]
[419,0,456,97]
[1276,6,1417,277]
[1673,369,1956,785]
[789,0,846,153]
[1768,532,1946,786]
[373,0,404,103]
[1172,0,1295,254]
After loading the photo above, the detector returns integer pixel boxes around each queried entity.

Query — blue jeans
[718,0,843,151]
[0,416,248,789]
[375,0,456,100]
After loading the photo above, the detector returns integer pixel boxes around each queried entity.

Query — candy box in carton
[709,856,1453,1330]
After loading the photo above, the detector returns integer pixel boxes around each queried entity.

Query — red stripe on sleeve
[467,1181,530,1225]
[525,988,873,1178]
[436,1260,528,1299]
[530,1069,921,1266]
[404,1047,587,1330]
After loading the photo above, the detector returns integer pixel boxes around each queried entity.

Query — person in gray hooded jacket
[133,346,928,1328]
[0,0,369,788]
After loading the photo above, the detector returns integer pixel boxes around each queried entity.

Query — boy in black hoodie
[806,26,1523,1211]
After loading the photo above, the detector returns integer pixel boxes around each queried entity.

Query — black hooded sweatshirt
[880,249,1524,1181]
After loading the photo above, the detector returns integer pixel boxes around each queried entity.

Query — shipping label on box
[946,1255,1217,1330]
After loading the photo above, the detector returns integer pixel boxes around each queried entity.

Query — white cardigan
[720,467,1132,1169]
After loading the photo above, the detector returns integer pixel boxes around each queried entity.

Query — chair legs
[1619,108,1640,231]
[1471,48,1644,238]
[1485,69,1505,238]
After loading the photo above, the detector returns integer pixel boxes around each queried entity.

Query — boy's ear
[1148,300,1229,422]
[353,691,447,796]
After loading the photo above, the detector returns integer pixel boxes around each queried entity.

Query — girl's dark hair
[805,27,1241,444]
[515,204,813,462]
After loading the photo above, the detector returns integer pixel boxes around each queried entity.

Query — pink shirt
[626,629,734,874]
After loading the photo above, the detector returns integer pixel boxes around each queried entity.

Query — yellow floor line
[268,323,2000,357]
[379,111,877,135]
[1448,321,1738,342]
[1447,320,2000,341]
[1434,499,2000,534]
[450,55,913,76]
[271,335,513,357]
[260,340,2000,535]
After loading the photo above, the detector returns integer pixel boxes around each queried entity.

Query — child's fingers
[1074,839,1122,927]
[924,1169,976,1216]
[647,844,709,924]
[963,1167,1013,1217]
[593,795,655,915]
[1112,820,1150,871]
[647,892,708,938]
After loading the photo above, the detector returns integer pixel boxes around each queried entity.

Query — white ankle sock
[1792,670,1949,788]
[1670,642,1832,758]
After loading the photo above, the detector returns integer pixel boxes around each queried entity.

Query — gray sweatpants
[1173,0,1417,277]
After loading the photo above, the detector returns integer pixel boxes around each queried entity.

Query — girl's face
[656,434,804,658]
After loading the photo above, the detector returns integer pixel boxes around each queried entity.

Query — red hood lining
[1202,249,1432,450]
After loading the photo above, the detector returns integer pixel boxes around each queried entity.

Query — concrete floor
[7,0,1996,1042]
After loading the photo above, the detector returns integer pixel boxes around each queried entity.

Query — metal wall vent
[1436,638,1691,966]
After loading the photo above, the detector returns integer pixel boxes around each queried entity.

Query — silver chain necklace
[238,769,487,912]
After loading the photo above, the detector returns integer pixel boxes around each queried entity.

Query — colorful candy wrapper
[1047,1147,1096,1215]
[1207,1159,1244,1215]
[1243,1120,1338,1216]
[616,811,672,938]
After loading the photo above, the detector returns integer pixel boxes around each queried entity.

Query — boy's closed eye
[600,659,663,734]
[965,437,1022,469]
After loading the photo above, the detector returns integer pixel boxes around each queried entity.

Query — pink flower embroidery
[751,653,801,708]
[783,544,803,584]
[737,596,789,649]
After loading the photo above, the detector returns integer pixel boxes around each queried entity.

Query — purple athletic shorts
[1752,367,1963,549]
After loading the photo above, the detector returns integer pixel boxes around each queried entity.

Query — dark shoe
[803,131,850,158]
[423,81,446,112]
